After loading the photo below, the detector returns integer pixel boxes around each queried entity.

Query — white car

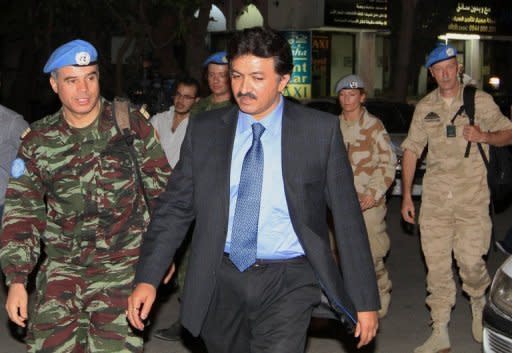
[483,256,512,352]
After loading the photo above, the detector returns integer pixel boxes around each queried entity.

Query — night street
[1,196,508,353]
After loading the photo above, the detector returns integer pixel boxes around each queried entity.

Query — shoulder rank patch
[139,104,150,120]
[424,112,441,122]
[20,127,31,140]
[11,158,26,178]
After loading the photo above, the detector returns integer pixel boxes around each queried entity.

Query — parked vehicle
[483,256,512,352]
[303,97,425,196]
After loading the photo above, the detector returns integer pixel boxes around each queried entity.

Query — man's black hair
[174,76,200,96]
[227,27,294,76]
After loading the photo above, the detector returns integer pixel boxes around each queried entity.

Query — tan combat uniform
[401,85,512,324]
[340,108,397,312]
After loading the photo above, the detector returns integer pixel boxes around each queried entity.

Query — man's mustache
[237,92,257,100]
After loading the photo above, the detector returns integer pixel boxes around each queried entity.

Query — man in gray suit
[128,27,379,353]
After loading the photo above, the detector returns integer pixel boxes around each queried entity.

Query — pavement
[0,197,509,353]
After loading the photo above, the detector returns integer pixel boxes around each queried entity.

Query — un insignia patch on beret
[75,51,91,66]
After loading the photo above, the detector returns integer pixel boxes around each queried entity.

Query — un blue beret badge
[445,47,455,57]
[11,158,26,179]
[75,51,91,66]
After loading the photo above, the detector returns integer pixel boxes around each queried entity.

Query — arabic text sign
[325,0,389,30]
[448,1,512,35]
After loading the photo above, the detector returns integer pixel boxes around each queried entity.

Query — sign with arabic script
[448,1,512,35]
[325,0,389,30]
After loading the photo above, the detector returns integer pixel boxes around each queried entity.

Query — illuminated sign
[281,31,312,99]
[325,0,389,30]
[448,1,512,35]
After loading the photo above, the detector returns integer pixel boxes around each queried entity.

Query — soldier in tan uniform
[401,44,512,353]
[336,74,397,319]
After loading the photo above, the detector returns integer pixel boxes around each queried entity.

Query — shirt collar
[237,95,284,137]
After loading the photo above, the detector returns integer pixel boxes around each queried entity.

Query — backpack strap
[114,97,132,139]
[463,85,476,124]
[462,86,489,166]
[112,97,152,216]
[463,85,476,158]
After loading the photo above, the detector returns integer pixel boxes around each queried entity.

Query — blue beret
[203,51,228,67]
[425,44,457,68]
[43,39,98,73]
[335,74,365,94]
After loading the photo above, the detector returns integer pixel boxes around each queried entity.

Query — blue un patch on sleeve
[11,158,26,178]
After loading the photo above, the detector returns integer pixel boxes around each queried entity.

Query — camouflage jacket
[0,98,171,285]
[339,108,397,203]
[190,94,233,117]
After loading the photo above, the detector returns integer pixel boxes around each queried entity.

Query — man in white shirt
[151,77,200,167]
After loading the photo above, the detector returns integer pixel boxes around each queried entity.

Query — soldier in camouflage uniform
[401,44,512,353]
[0,39,171,353]
[189,51,233,117]
[335,74,396,319]
[153,51,233,342]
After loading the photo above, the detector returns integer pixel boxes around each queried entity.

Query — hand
[163,263,176,285]
[463,124,487,143]
[401,196,415,224]
[127,283,157,331]
[354,311,378,348]
[5,283,28,327]
[359,194,376,211]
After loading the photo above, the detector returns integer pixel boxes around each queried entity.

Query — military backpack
[463,85,512,206]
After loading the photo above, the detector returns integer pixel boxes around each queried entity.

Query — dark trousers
[200,255,321,353]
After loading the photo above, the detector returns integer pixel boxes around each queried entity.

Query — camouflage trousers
[419,194,492,324]
[362,204,392,300]
[26,258,143,353]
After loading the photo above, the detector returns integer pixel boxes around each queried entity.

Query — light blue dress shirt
[224,97,305,259]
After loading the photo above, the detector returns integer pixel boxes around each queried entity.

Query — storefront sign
[448,1,512,35]
[281,31,312,99]
[325,0,389,30]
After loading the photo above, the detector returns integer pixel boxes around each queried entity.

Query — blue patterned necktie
[229,123,265,272]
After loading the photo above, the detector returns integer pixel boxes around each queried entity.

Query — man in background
[190,51,232,116]
[151,77,200,168]
[401,44,512,353]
